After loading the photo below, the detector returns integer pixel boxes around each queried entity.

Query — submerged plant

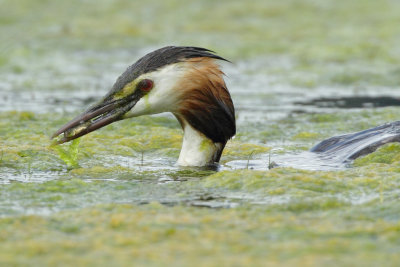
[52,138,81,169]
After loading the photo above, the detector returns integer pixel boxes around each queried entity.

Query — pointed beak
[51,95,140,145]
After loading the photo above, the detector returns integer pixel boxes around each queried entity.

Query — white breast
[177,122,223,166]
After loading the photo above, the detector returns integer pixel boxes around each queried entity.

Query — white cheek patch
[126,63,187,117]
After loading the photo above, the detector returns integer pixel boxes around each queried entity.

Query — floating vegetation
[1,0,400,265]
[51,139,81,169]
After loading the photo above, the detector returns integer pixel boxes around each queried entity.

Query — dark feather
[311,121,400,161]
[182,95,236,144]
[104,46,229,100]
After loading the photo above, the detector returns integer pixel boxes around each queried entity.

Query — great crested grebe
[52,46,400,167]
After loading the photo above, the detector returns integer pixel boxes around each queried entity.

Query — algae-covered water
[1,0,400,266]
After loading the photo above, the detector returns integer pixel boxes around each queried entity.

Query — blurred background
[2,1,400,265]
[2,0,400,115]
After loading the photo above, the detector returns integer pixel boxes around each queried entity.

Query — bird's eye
[137,79,154,92]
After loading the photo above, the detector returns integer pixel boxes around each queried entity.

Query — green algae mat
[1,0,400,266]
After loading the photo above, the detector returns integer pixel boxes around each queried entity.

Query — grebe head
[52,46,236,166]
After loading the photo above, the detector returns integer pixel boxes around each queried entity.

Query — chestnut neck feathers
[177,58,235,144]
[174,58,236,165]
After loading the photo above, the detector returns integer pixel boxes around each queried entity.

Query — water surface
[1,0,400,266]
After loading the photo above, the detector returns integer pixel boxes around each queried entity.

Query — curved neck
[177,122,224,167]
